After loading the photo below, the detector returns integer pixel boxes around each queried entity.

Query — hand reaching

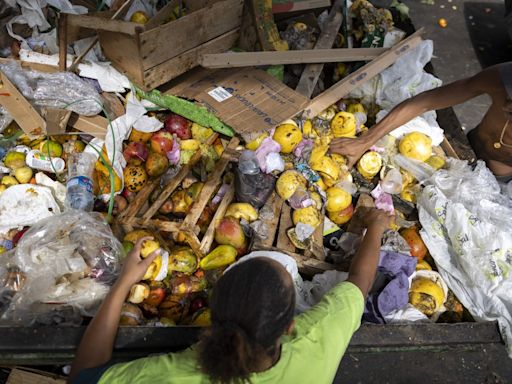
[117,237,160,288]
[329,137,370,168]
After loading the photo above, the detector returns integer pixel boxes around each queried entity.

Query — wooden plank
[253,191,283,248]
[98,29,145,86]
[123,217,182,233]
[101,92,126,120]
[304,29,424,118]
[67,113,109,139]
[276,203,295,251]
[142,29,239,91]
[181,137,240,230]
[144,0,182,30]
[118,178,160,222]
[199,183,235,255]
[42,108,72,135]
[279,248,336,275]
[66,13,141,36]
[0,58,58,73]
[305,213,325,260]
[0,70,46,136]
[139,0,243,70]
[58,13,68,71]
[141,134,219,221]
[295,0,344,98]
[200,47,386,68]
[440,138,459,160]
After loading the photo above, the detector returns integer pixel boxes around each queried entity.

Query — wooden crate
[251,190,338,275]
[118,135,240,257]
[65,0,243,90]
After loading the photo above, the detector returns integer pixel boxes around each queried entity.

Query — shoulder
[467,64,507,93]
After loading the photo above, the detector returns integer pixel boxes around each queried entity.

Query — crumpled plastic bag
[0,211,123,326]
[0,105,13,133]
[0,61,102,116]
[418,158,512,357]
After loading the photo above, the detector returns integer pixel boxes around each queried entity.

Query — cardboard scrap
[166,68,309,142]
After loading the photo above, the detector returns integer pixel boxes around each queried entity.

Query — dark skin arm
[330,67,500,168]
[347,208,394,298]
[68,237,159,382]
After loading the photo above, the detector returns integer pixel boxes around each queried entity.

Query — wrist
[113,278,132,294]
[366,224,386,237]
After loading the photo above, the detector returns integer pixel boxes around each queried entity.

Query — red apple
[150,130,174,155]
[164,114,191,139]
[123,141,148,163]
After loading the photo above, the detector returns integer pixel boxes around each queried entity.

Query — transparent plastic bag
[234,166,276,209]
[0,61,102,116]
[0,211,123,326]
[0,105,13,133]
[394,154,435,183]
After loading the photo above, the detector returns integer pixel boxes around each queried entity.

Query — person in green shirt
[69,208,393,384]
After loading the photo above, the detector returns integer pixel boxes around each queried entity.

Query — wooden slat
[304,29,425,118]
[98,29,145,86]
[276,203,295,252]
[58,13,68,71]
[200,47,386,68]
[67,113,109,139]
[295,0,344,97]
[304,212,325,260]
[118,178,160,222]
[0,58,58,73]
[250,0,289,51]
[139,0,243,70]
[181,136,240,230]
[0,70,46,136]
[123,217,182,233]
[440,138,459,159]
[199,183,235,255]
[253,191,283,248]
[42,108,72,135]
[66,13,141,36]
[144,0,182,30]
[142,29,239,91]
[278,249,337,275]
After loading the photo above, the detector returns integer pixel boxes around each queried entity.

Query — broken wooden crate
[63,0,243,91]
[118,135,240,257]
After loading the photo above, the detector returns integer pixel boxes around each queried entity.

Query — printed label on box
[208,86,232,102]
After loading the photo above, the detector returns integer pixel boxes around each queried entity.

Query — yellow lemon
[292,206,321,228]
[273,124,303,154]
[399,132,432,162]
[325,187,352,212]
[357,151,382,179]
[330,111,356,138]
[276,170,307,200]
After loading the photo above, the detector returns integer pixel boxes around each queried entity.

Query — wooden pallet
[251,190,339,275]
[118,135,239,256]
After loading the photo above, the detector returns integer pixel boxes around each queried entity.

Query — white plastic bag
[418,158,512,357]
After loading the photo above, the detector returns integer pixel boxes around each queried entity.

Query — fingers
[142,248,160,267]
[131,236,154,257]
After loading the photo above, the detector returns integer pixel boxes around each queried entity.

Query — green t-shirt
[99,281,364,384]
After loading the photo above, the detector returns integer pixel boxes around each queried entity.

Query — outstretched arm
[330,66,499,168]
[69,237,158,382]
[347,208,394,298]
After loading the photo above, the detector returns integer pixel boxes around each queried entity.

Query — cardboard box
[6,367,66,384]
[166,67,309,142]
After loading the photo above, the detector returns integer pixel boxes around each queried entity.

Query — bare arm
[330,67,500,167]
[347,209,394,298]
[69,237,158,382]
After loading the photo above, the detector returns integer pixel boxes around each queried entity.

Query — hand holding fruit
[329,136,369,168]
[118,237,160,288]
[359,207,395,234]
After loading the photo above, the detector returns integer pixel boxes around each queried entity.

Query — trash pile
[1,1,511,358]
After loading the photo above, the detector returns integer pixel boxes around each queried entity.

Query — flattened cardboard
[166,67,309,142]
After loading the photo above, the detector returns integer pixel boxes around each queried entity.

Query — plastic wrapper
[0,212,123,326]
[0,61,102,116]
[0,105,13,133]
[234,166,276,209]
[418,158,512,357]
[393,154,435,183]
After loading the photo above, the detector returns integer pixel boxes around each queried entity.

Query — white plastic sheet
[418,158,512,357]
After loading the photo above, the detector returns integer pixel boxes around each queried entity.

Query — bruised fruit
[273,123,302,153]
[191,308,211,326]
[170,275,207,295]
[330,111,356,138]
[276,170,307,200]
[1,176,18,187]
[14,166,33,184]
[124,229,153,244]
[164,114,191,139]
[185,182,204,206]
[4,151,26,170]
[129,128,152,143]
[150,130,174,154]
[144,284,167,307]
[140,239,160,258]
[123,141,148,163]
[120,303,143,326]
[158,294,190,323]
[168,247,198,274]
[327,204,354,225]
[400,227,428,260]
[325,187,352,212]
[145,151,169,177]
[123,164,148,192]
[399,132,432,162]
[39,140,63,157]
[357,151,382,179]
[292,206,321,228]
[171,189,190,215]
[128,283,150,304]
[409,276,445,316]
[215,217,247,252]
[225,203,258,222]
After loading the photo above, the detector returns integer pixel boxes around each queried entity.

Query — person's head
[199,257,296,383]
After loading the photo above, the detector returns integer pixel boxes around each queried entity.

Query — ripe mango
[215,217,247,255]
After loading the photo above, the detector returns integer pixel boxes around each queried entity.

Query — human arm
[346,208,394,298]
[68,237,159,382]
[330,67,499,167]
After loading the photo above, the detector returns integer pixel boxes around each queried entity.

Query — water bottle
[66,152,95,211]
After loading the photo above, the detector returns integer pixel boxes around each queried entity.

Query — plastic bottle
[25,150,65,173]
[65,152,96,211]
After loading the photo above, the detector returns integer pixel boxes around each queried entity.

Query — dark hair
[199,257,296,383]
